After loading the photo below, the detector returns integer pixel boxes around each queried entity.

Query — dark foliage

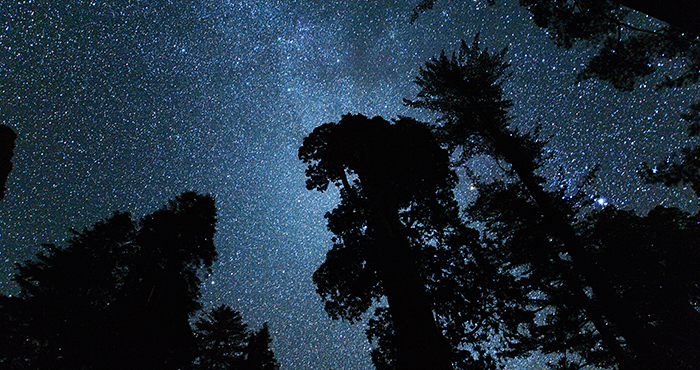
[243,323,280,370]
[2,212,139,369]
[300,113,520,369]
[584,206,700,369]
[1,192,216,369]
[412,0,700,87]
[366,307,396,370]
[641,144,700,197]
[407,37,591,367]
[193,305,249,370]
[462,179,618,368]
[411,0,700,197]
[577,30,699,91]
[192,305,279,370]
[406,34,700,370]
[0,192,280,370]
[641,102,700,197]
[0,125,17,201]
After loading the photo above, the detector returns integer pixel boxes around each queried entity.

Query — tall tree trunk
[340,169,453,369]
[370,200,454,370]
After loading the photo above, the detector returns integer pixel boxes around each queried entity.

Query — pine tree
[406,35,700,369]
[243,323,280,370]
[0,192,217,369]
[412,0,700,201]
[193,305,249,370]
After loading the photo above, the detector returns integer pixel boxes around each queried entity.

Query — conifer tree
[243,323,280,370]
[0,192,217,369]
[300,114,530,369]
[411,0,700,201]
[406,36,700,369]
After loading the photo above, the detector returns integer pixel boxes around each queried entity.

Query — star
[597,197,610,207]
[0,1,696,369]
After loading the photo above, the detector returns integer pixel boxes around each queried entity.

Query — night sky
[1,1,698,369]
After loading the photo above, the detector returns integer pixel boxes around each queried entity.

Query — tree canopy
[300,27,700,369]
[413,0,700,91]
[300,114,457,369]
[0,192,279,370]
[402,32,700,369]
[300,111,555,369]
[411,0,700,198]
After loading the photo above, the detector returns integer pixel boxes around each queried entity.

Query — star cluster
[0,1,697,369]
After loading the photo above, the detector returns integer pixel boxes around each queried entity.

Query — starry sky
[1,1,698,369]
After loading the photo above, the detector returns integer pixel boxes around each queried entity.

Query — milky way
[1,1,697,369]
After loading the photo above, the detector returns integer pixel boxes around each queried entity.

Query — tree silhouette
[497,0,700,200]
[640,102,700,197]
[2,211,137,369]
[405,37,700,369]
[0,192,218,369]
[0,125,17,201]
[300,114,460,369]
[111,192,218,369]
[585,206,700,368]
[412,0,700,43]
[411,0,700,198]
[193,304,249,370]
[0,192,281,370]
[243,323,280,370]
[193,306,280,370]
[300,113,533,369]
[464,181,618,369]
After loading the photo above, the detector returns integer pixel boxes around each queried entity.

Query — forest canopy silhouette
[299,12,700,370]
[0,192,280,370]
[2,0,699,369]
[414,0,700,197]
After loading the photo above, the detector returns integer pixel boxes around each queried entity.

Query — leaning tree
[405,35,700,369]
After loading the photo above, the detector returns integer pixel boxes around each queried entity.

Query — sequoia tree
[300,114,460,370]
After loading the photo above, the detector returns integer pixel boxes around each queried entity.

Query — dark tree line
[300,29,700,370]
[0,192,279,370]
